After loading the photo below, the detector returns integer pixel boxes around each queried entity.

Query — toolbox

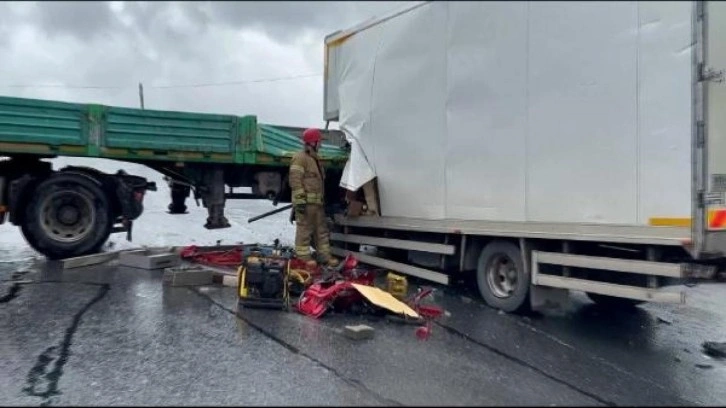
[386,272,408,300]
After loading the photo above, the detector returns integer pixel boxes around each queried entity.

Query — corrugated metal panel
[104,107,237,153]
[0,96,86,145]
[258,124,348,161]
[0,95,348,165]
[271,125,348,148]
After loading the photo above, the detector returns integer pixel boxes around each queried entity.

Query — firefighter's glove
[293,191,307,215]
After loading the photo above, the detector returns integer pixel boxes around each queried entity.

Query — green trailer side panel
[104,106,242,154]
[235,115,259,162]
[0,96,87,147]
[258,124,348,163]
[0,95,349,168]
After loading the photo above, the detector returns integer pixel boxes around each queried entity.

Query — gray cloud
[0,1,418,127]
[207,1,349,42]
[34,1,120,41]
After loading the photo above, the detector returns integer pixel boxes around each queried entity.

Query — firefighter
[289,128,338,267]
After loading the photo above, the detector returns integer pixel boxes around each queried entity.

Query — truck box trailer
[323,1,726,311]
[0,95,348,258]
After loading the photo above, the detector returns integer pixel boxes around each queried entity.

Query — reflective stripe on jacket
[289,150,325,205]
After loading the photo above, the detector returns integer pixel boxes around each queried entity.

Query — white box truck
[323,1,726,312]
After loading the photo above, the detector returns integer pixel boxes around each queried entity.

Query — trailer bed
[0,95,347,167]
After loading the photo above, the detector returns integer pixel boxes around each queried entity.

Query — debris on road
[163,265,215,287]
[385,314,424,326]
[59,250,123,270]
[695,363,714,369]
[220,275,238,287]
[343,324,375,340]
[385,272,408,300]
[350,283,420,318]
[656,317,673,325]
[174,241,447,339]
[297,281,368,318]
[702,341,726,358]
[120,249,180,270]
[408,287,444,341]
[180,245,245,270]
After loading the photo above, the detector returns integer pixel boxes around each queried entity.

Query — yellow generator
[237,255,290,311]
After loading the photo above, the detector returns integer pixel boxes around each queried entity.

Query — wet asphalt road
[1,258,725,406]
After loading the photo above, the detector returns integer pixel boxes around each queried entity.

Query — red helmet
[303,128,322,145]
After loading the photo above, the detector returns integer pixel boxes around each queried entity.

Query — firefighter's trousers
[294,204,331,262]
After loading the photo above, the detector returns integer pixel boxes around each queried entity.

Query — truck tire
[476,241,531,313]
[586,293,644,309]
[21,173,112,260]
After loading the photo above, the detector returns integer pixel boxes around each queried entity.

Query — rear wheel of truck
[476,241,531,313]
[585,293,644,309]
[21,173,112,260]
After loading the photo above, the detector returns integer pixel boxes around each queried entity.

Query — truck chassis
[331,213,720,312]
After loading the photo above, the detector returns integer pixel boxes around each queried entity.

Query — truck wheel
[586,293,643,309]
[22,173,112,260]
[476,241,531,313]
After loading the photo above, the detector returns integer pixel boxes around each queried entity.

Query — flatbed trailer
[0,95,348,259]
[324,1,726,312]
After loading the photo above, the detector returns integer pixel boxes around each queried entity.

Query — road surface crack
[22,283,110,406]
[435,321,617,406]
[0,283,22,304]
[189,288,401,407]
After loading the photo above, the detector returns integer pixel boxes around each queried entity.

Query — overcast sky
[0,1,414,127]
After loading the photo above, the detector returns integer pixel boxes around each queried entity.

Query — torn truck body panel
[325,1,699,228]
[325,1,726,309]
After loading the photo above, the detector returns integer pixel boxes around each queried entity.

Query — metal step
[330,232,456,255]
[533,251,683,278]
[331,247,449,285]
[531,251,686,304]
[533,274,685,304]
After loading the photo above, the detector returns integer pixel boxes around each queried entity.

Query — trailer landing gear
[167,182,190,215]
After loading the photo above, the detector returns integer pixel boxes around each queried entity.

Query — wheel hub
[39,190,96,244]
[487,254,518,298]
[57,205,80,225]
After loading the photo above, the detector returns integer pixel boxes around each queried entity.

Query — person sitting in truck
[289,128,338,268]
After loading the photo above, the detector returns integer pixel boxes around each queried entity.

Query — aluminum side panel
[527,2,639,224]
[637,2,693,224]
[706,2,726,200]
[328,1,694,227]
[323,41,341,121]
[335,23,383,191]
[703,1,726,255]
[367,3,448,219]
[445,2,528,221]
